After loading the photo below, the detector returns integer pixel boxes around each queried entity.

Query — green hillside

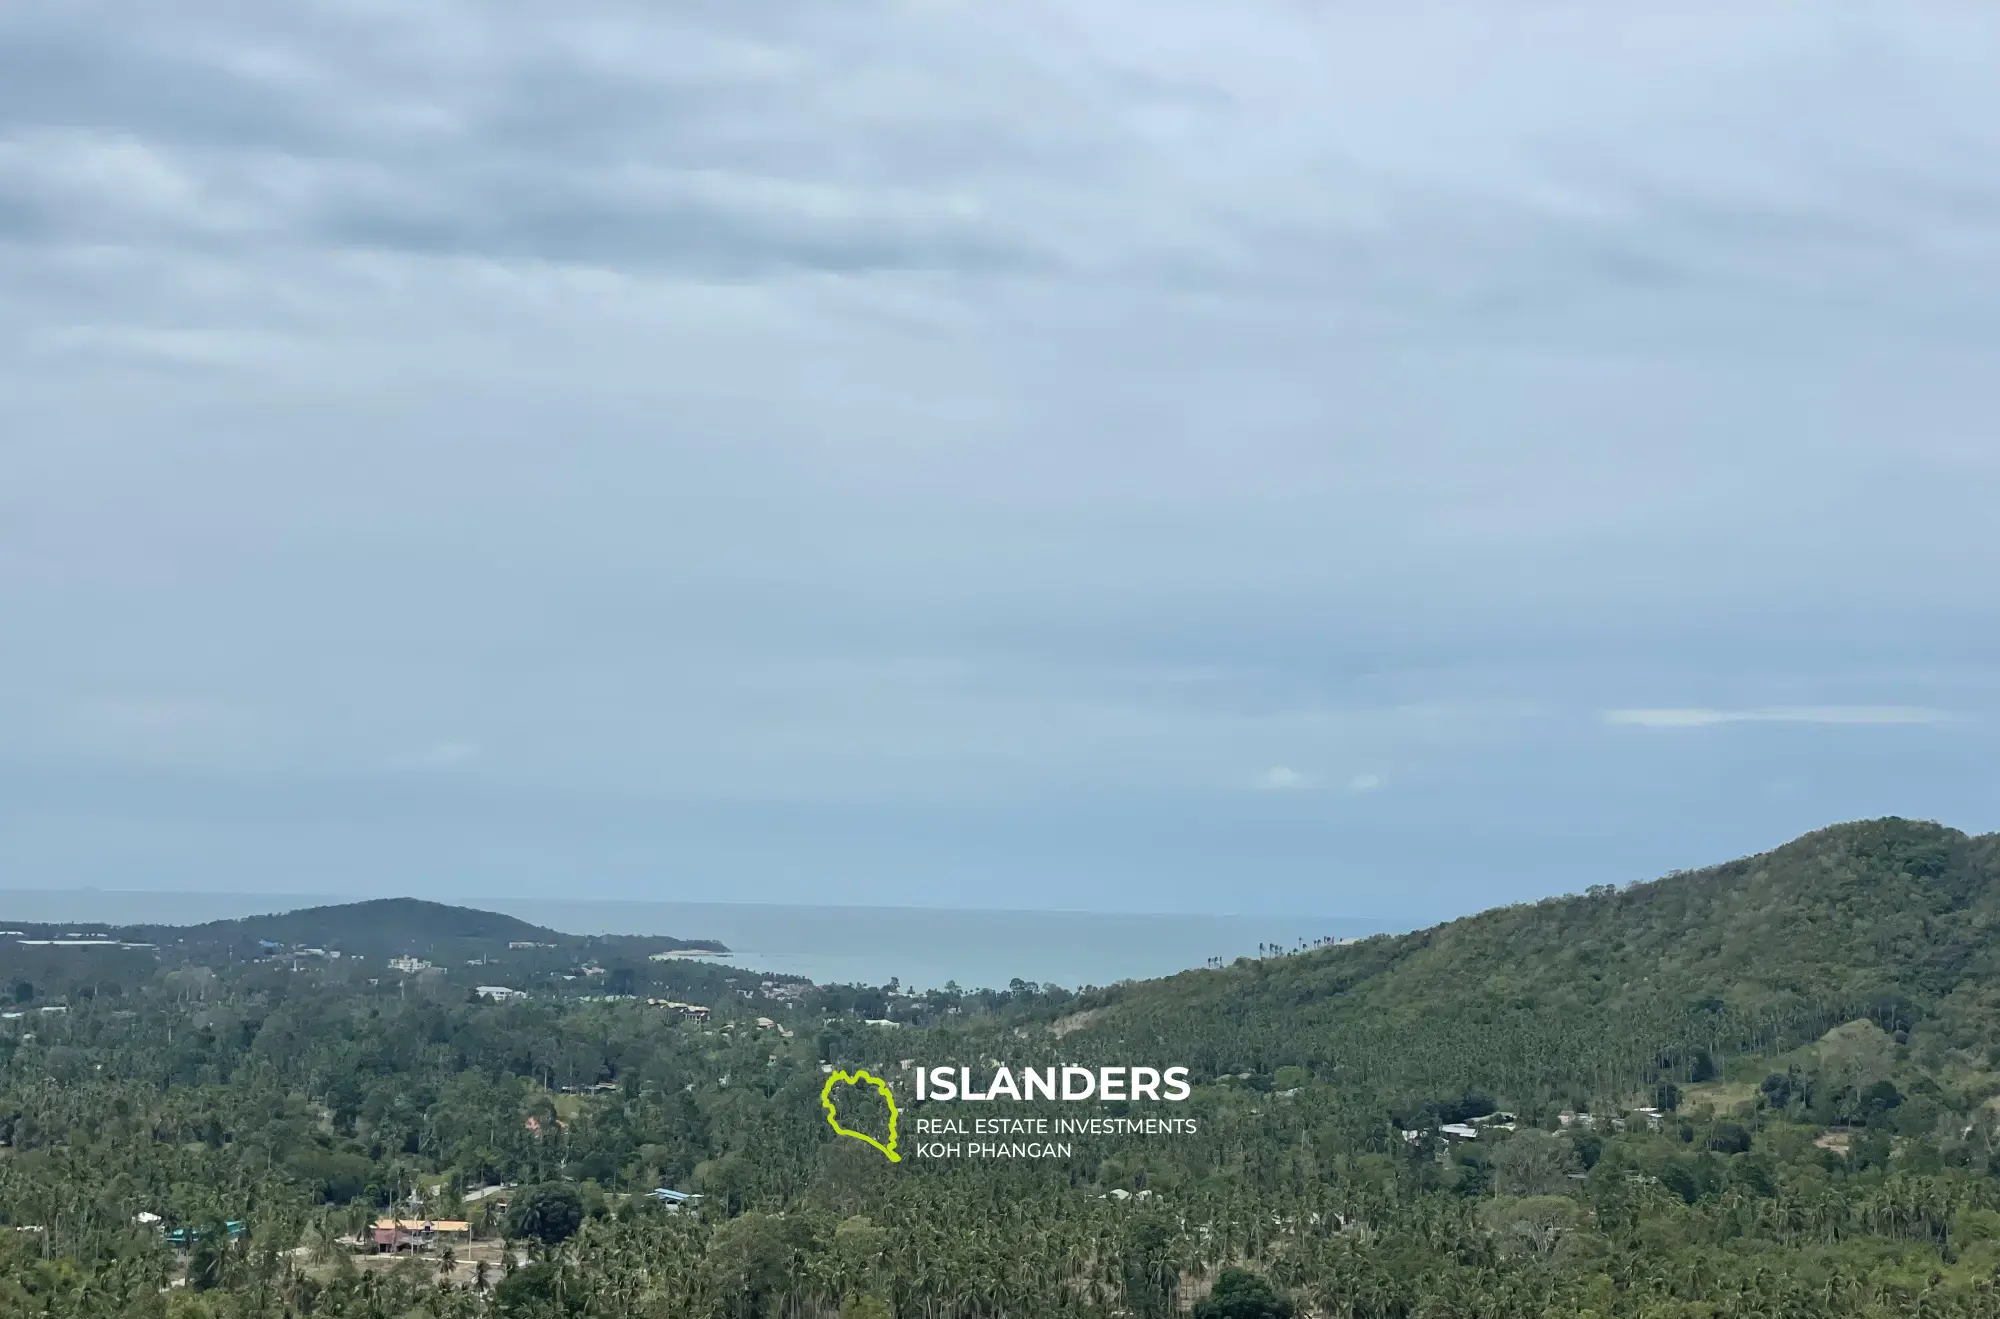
[1067,817,2000,1116]
[14,819,2000,1318]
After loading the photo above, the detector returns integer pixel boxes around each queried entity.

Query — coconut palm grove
[9,819,2000,1317]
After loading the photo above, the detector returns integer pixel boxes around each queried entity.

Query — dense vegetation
[2,898,725,983]
[9,818,2000,1317]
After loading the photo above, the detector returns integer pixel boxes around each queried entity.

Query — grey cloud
[3,0,2000,908]
[0,1,1120,276]
[7,2,1991,305]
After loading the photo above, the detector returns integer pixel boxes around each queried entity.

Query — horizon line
[0,886,1397,926]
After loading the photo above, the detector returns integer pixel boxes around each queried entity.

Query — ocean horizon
[0,889,1407,991]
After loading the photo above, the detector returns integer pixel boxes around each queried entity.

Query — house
[475,985,526,1001]
[651,1189,703,1213]
[165,1223,245,1249]
[1440,1123,1480,1140]
[371,1219,471,1252]
[387,956,433,973]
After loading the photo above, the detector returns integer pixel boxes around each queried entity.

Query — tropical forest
[7,817,2000,1318]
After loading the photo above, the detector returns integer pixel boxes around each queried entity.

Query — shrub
[506,1183,584,1245]
[1195,1267,1293,1319]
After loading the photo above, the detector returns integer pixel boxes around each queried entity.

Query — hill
[185,897,564,952]
[0,896,731,994]
[1064,817,2000,1118]
[14,818,2000,1317]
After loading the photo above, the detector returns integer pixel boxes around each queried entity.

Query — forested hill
[0,896,729,968]
[187,898,562,950]
[17,819,2000,1317]
[1066,818,2000,1113]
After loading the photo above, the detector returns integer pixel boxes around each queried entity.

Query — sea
[0,889,1401,991]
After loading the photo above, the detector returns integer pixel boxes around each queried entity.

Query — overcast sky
[3,1,1998,918]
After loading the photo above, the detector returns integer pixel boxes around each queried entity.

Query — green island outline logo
[820,1068,902,1162]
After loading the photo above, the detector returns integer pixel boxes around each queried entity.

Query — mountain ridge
[1062,817,2000,1116]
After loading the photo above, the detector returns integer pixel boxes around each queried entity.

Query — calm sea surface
[0,890,1400,991]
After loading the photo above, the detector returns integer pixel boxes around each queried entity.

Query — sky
[2,1,1998,920]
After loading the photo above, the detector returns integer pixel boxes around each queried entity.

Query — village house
[651,1189,702,1213]
[372,1219,471,1253]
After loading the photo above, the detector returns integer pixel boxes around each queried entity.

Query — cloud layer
[2,1,1998,914]
[1605,707,1953,729]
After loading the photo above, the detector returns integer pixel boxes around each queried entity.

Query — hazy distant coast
[0,889,1393,991]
